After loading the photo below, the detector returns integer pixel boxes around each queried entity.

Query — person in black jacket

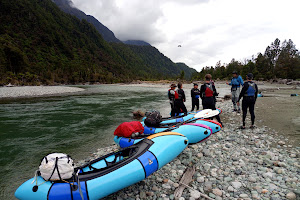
[191,83,200,111]
[200,74,222,125]
[237,73,258,129]
[174,82,187,116]
[168,83,177,117]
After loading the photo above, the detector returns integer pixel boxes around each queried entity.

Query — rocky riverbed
[75,100,300,200]
[0,86,85,98]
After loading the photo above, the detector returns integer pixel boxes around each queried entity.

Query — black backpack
[144,110,162,127]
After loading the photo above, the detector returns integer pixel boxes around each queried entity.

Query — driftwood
[174,166,196,198]
[174,166,214,200]
[132,110,145,119]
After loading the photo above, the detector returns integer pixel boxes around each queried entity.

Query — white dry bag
[39,153,74,181]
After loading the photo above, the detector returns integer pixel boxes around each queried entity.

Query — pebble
[231,181,242,189]
[212,188,222,196]
[204,182,213,192]
[190,190,201,199]
[197,176,204,183]
[240,193,248,198]
[228,186,234,192]
[262,189,269,194]
[234,169,242,175]
[286,192,297,200]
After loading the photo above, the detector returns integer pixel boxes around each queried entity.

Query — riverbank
[76,100,299,200]
[0,86,85,99]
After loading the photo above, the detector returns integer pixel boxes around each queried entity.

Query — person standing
[168,83,177,117]
[226,71,244,112]
[191,83,200,111]
[174,82,187,116]
[200,74,223,125]
[237,73,258,129]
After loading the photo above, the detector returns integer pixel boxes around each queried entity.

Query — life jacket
[245,82,256,97]
[175,89,182,100]
[168,89,175,100]
[231,76,242,87]
[202,83,214,98]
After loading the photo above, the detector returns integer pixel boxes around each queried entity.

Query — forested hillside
[0,0,196,85]
[193,39,300,81]
[124,45,197,80]
[52,0,121,43]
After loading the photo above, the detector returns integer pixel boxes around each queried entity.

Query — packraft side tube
[114,122,212,147]
[15,133,188,200]
[194,119,222,133]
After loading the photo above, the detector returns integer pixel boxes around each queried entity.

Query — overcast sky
[71,0,300,71]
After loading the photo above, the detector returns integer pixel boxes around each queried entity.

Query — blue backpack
[245,82,256,97]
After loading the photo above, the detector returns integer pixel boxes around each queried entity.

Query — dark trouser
[202,97,221,123]
[174,100,187,116]
[242,97,256,126]
[170,102,176,117]
[191,98,199,111]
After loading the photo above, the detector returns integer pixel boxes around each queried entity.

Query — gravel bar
[0,86,85,98]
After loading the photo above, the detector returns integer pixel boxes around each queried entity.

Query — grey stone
[231,181,242,189]
[162,183,171,189]
[247,176,256,183]
[212,188,223,196]
[227,186,234,192]
[224,177,232,182]
[239,193,248,198]
[204,181,213,192]
[140,191,146,199]
[203,149,210,157]
[234,169,242,175]
[209,193,216,198]
[286,192,297,200]
[197,176,205,183]
[190,190,201,199]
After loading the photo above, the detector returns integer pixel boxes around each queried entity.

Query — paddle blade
[194,109,212,118]
[203,110,220,118]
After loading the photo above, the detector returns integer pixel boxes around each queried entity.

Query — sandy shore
[0,86,85,99]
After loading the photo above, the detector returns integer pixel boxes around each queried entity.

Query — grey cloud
[164,0,210,5]
[72,0,167,43]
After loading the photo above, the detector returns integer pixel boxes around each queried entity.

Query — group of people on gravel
[168,71,258,129]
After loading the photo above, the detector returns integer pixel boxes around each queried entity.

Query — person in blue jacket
[226,71,244,112]
[191,83,200,111]
[237,73,258,129]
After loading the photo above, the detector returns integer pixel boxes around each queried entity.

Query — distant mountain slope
[123,40,151,46]
[125,45,197,79]
[52,0,121,43]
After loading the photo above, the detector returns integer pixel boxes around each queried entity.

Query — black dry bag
[144,110,162,127]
